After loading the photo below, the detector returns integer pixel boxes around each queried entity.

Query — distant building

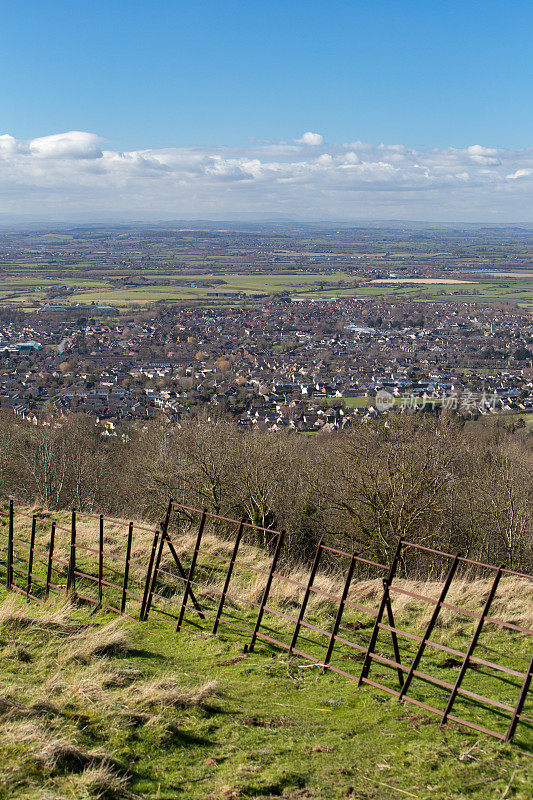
[38,303,119,315]
[0,341,42,354]
[206,291,245,298]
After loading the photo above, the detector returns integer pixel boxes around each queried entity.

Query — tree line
[0,411,531,575]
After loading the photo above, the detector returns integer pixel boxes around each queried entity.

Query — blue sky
[1,1,533,221]
[2,0,532,150]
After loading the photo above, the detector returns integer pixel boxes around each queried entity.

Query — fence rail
[0,498,531,747]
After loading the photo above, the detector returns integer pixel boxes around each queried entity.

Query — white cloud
[467,144,501,166]
[0,134,28,156]
[506,168,533,180]
[1,130,533,221]
[294,131,324,146]
[29,131,103,159]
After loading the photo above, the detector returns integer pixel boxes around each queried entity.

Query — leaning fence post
[6,499,13,590]
[66,509,77,594]
[289,534,324,655]
[165,532,205,619]
[26,515,36,600]
[249,530,285,653]
[45,522,56,599]
[505,653,533,742]
[140,529,160,621]
[384,594,405,688]
[441,567,502,726]
[120,522,134,614]
[398,553,461,700]
[144,529,166,621]
[98,514,104,606]
[358,538,403,686]
[176,509,207,632]
[323,550,357,668]
[212,519,245,635]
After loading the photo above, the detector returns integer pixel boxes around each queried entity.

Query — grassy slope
[0,507,532,798]
[0,595,532,800]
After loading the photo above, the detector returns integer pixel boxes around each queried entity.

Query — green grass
[0,500,531,799]
[0,594,531,800]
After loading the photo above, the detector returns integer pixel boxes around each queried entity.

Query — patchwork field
[0,269,532,310]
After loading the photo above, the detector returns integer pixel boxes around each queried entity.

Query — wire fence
[0,498,531,747]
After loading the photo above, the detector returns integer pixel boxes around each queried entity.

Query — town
[0,291,531,433]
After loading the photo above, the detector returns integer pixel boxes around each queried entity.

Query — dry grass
[66,619,133,663]
[1,720,132,797]
[74,763,131,799]
[29,509,531,635]
[344,576,533,630]
[3,719,89,769]
[0,594,81,633]
[125,677,219,712]
[43,661,140,708]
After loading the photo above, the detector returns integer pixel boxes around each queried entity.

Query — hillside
[0,595,532,800]
[0,506,532,799]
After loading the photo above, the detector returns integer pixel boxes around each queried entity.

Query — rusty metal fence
[0,499,531,747]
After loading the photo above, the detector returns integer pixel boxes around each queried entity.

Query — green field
[0,265,532,310]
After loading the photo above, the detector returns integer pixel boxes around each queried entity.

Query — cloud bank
[1,130,533,222]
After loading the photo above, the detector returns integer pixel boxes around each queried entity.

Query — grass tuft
[66,620,133,662]
[74,763,131,799]
[0,595,80,633]
[127,677,219,711]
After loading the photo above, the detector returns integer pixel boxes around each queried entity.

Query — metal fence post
[505,653,533,743]
[45,522,55,599]
[249,530,285,652]
[26,515,36,599]
[120,521,133,614]
[176,509,207,632]
[441,567,502,726]
[165,532,205,619]
[6,499,13,590]
[358,538,403,686]
[323,550,357,668]
[98,514,104,606]
[289,534,324,656]
[384,594,405,688]
[143,529,166,621]
[66,509,77,594]
[140,529,160,621]
[212,519,244,635]
[398,553,461,700]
